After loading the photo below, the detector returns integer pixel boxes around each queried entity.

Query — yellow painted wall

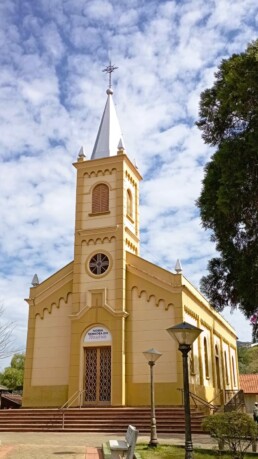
[31,296,72,386]
[23,264,73,407]
[125,252,238,406]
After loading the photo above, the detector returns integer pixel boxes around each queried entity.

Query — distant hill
[237,341,252,347]
[238,343,258,373]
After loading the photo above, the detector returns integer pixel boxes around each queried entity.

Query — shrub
[202,412,257,459]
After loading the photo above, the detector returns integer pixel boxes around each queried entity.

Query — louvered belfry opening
[92,183,109,213]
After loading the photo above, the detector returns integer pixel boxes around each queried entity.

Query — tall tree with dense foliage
[0,353,25,390]
[196,40,258,320]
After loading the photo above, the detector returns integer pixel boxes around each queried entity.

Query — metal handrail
[60,389,87,411]
[59,389,87,429]
[178,388,222,413]
[207,389,224,406]
[224,389,245,412]
[178,388,245,415]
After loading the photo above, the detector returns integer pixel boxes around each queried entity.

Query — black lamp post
[167,322,202,459]
[143,348,162,447]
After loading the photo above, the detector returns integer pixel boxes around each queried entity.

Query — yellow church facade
[23,84,239,408]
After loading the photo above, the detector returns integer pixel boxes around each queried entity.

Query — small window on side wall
[204,337,209,379]
[126,189,133,219]
[232,355,236,387]
[189,349,195,375]
[92,183,109,214]
[224,351,229,385]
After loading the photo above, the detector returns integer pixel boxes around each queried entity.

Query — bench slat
[109,440,128,451]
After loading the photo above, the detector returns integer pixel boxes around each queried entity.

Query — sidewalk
[0,432,218,459]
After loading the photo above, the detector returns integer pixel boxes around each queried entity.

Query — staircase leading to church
[0,407,206,433]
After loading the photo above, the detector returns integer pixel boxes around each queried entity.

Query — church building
[23,76,239,408]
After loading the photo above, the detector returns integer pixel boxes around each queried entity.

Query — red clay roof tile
[240,374,258,393]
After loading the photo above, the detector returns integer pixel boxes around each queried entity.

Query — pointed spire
[77,146,86,162]
[118,138,125,150]
[117,137,125,155]
[91,88,125,160]
[175,259,183,273]
[31,274,39,287]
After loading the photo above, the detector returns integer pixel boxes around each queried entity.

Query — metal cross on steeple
[102,62,118,89]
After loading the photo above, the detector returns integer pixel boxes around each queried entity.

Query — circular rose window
[89,253,109,275]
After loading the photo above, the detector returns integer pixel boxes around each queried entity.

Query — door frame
[80,325,112,406]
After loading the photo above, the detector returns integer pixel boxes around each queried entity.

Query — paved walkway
[0,432,218,459]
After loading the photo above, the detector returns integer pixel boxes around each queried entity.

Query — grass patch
[135,444,257,459]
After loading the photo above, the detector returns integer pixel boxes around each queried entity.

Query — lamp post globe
[143,348,162,447]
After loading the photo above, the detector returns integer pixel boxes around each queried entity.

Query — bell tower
[69,71,141,405]
[72,150,141,316]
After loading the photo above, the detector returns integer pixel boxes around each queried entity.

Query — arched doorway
[83,326,112,405]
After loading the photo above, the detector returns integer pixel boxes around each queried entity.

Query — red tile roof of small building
[240,374,258,393]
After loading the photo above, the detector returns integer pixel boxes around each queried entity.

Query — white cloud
[0,0,257,368]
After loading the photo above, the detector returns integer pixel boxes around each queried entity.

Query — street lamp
[167,322,202,459]
[143,348,162,447]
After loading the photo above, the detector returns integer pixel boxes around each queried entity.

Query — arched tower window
[92,183,109,214]
[204,337,209,379]
[126,189,133,219]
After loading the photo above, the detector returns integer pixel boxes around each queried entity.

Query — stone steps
[0,407,206,433]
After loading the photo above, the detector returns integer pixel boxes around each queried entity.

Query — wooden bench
[109,425,139,459]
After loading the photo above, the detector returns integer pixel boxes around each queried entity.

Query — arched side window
[224,351,229,385]
[204,337,209,379]
[92,184,109,214]
[189,349,195,375]
[215,345,219,357]
[232,355,236,387]
[215,345,221,389]
[126,189,133,219]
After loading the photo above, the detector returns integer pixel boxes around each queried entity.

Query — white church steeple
[91,63,125,160]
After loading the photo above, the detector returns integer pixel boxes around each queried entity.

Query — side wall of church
[125,257,239,407]
[31,296,72,386]
[125,270,184,406]
[182,285,239,405]
[23,266,73,408]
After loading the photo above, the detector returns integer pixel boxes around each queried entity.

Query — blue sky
[1,0,258,368]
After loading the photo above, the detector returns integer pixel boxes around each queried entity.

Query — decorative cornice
[34,292,72,319]
[184,306,199,320]
[70,303,129,320]
[127,263,182,292]
[125,226,139,243]
[78,225,119,236]
[132,286,174,311]
[125,170,137,187]
[83,168,117,178]
[200,319,212,331]
[126,239,138,254]
[82,235,116,246]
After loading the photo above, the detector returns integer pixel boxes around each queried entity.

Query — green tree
[196,40,258,318]
[0,353,25,390]
[238,345,258,374]
[10,353,25,371]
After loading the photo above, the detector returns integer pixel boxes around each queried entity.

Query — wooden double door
[84,346,111,405]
